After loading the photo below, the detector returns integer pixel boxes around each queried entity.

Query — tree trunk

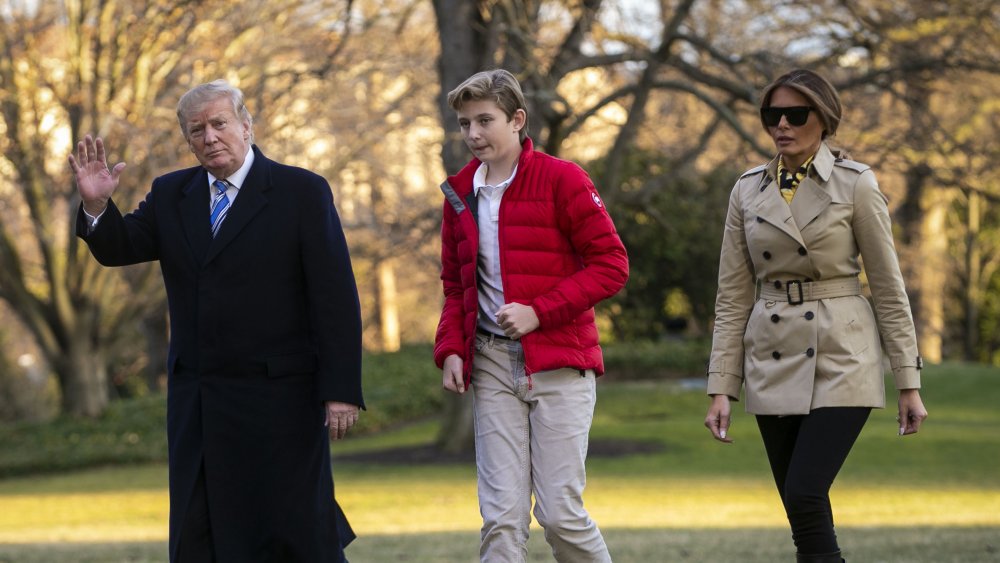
[435,390,475,454]
[894,74,944,364]
[917,194,948,363]
[431,0,494,454]
[53,334,109,418]
[964,190,981,361]
[377,260,401,352]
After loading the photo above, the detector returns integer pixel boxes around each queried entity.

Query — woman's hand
[897,389,928,436]
[705,394,734,443]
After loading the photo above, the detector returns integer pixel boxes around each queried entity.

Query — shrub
[0,345,443,477]
[602,338,711,380]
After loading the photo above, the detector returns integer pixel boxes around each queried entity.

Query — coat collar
[756,142,835,243]
[447,137,536,196]
[179,145,271,265]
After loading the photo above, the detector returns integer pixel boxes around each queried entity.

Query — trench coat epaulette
[739,164,768,179]
[832,158,870,173]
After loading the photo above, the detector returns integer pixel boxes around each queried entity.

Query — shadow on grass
[1,526,997,563]
[337,438,664,464]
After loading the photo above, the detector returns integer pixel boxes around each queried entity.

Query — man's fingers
[94,136,107,163]
[85,135,96,161]
[326,414,357,440]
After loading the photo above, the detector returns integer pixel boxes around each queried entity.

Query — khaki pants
[471,332,611,563]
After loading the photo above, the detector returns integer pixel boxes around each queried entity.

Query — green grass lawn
[0,362,998,562]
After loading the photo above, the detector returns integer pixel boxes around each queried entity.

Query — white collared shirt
[473,162,518,335]
[207,146,254,211]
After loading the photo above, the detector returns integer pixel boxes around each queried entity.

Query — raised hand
[68,135,126,216]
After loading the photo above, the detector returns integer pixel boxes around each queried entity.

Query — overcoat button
[756,216,764,223]
[806,348,815,357]
[763,251,772,259]
[805,311,815,320]
[774,280,782,289]
[772,351,781,360]
[770,314,780,323]
[798,247,808,256]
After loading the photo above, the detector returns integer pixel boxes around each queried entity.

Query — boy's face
[456,99,525,167]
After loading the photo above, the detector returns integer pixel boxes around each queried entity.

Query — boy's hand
[442,354,465,394]
[496,303,539,339]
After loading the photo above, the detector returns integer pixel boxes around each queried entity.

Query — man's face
[185,97,251,179]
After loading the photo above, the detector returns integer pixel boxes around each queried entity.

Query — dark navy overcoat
[78,146,363,562]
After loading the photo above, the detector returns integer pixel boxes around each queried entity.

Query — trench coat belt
[758,277,862,304]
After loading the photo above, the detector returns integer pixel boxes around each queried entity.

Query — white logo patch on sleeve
[591,192,603,207]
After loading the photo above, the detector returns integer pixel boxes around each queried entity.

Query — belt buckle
[786,280,804,305]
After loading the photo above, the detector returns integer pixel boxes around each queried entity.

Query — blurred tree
[0,0,202,416]
[0,0,444,416]
[593,151,737,339]
[426,0,1000,449]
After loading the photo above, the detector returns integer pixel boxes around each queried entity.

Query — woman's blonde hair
[759,69,842,140]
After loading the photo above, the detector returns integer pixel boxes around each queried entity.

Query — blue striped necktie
[209,179,231,237]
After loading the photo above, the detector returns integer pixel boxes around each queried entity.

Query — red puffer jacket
[434,138,629,386]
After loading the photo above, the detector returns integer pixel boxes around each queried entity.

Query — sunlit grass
[0,362,997,561]
[2,464,998,544]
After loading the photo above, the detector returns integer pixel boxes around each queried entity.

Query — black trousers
[756,407,871,555]
[176,463,215,563]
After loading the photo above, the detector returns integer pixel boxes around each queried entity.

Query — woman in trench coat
[703,69,928,563]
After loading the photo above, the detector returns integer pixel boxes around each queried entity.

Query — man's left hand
[496,302,540,339]
[325,401,359,440]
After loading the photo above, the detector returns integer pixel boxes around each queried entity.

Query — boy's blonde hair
[447,69,529,142]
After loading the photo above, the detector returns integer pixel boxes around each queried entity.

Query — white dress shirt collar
[473,161,518,195]
[207,146,255,189]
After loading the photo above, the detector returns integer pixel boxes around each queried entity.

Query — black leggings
[756,407,871,555]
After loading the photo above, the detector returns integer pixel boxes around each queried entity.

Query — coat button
[774,280,782,289]
[763,251,772,259]
[805,311,815,320]
[770,314,780,323]
[756,216,765,223]
[798,247,808,256]
[806,348,815,357]
[772,351,781,360]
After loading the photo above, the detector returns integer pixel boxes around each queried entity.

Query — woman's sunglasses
[760,106,813,127]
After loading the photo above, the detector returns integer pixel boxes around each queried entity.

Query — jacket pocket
[265,352,319,378]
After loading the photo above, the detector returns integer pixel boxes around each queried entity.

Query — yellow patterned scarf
[777,154,815,204]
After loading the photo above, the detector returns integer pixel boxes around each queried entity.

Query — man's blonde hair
[176,79,254,142]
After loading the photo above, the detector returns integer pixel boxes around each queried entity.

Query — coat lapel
[754,162,805,247]
[789,143,835,230]
[204,148,271,265]
[789,176,831,230]
[179,170,212,264]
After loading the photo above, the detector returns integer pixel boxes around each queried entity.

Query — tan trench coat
[707,143,921,415]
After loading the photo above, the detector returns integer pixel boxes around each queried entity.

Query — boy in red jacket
[435,69,628,563]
